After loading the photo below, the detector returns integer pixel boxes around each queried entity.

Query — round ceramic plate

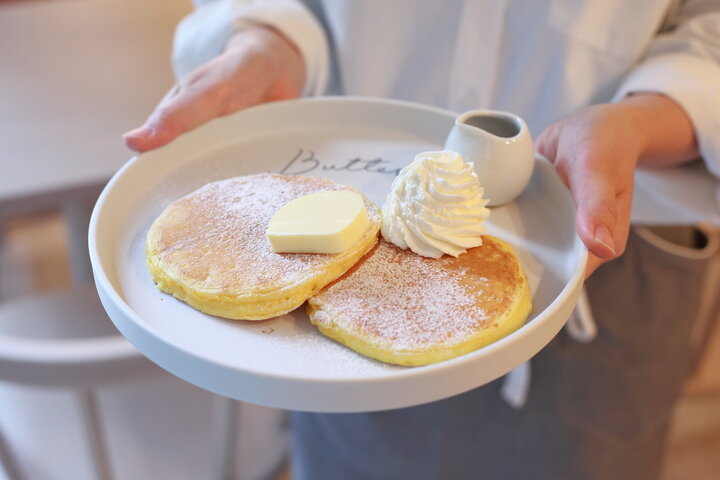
[90,97,587,412]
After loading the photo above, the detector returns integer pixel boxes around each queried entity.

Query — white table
[0,0,190,281]
[0,0,187,216]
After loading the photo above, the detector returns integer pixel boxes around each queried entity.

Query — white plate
[89,97,587,412]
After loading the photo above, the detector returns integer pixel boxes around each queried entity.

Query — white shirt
[173,0,720,225]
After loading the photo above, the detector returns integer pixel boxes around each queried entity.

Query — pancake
[307,236,532,366]
[146,173,382,320]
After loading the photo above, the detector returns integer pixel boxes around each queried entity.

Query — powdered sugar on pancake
[311,238,518,351]
[153,173,380,293]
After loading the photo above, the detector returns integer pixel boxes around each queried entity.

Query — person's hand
[536,104,639,277]
[123,25,305,152]
[535,94,698,277]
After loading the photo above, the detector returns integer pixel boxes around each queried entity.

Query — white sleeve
[172,0,329,97]
[614,1,720,178]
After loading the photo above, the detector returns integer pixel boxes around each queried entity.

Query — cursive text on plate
[279,149,401,177]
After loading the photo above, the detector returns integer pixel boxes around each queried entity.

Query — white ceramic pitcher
[444,110,535,207]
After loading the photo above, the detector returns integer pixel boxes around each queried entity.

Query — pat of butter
[267,190,370,253]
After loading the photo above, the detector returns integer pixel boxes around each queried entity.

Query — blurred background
[0,0,718,479]
[0,1,288,479]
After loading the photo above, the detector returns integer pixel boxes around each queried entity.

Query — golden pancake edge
[146,173,382,320]
[307,237,532,366]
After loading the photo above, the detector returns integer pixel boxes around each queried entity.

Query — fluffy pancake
[307,236,532,366]
[146,173,381,320]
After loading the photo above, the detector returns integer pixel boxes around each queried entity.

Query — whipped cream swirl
[381,150,490,258]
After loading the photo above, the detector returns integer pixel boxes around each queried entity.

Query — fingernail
[123,126,152,140]
[594,225,616,256]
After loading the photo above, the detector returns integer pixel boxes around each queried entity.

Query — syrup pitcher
[444,110,535,206]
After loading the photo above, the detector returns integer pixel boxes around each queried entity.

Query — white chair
[0,285,153,480]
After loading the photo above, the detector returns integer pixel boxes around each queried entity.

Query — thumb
[534,125,559,165]
[572,175,618,261]
[536,126,617,260]
[124,80,220,152]
[123,125,162,153]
